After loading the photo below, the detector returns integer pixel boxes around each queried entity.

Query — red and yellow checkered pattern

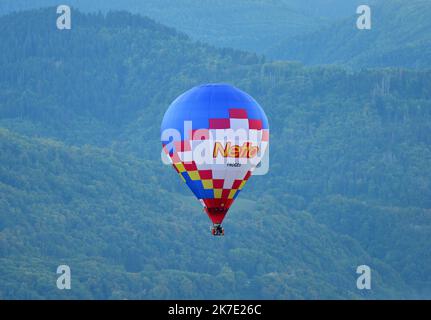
[172,160,252,200]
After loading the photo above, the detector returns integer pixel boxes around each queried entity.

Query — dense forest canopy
[0,7,430,299]
[0,0,324,53]
[1,1,429,69]
[268,0,431,69]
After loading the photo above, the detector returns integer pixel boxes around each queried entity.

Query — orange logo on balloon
[213,142,259,158]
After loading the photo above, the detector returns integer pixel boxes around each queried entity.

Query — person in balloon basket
[211,224,225,236]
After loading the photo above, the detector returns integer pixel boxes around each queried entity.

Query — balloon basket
[211,224,225,236]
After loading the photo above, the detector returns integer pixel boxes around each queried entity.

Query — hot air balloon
[161,84,269,236]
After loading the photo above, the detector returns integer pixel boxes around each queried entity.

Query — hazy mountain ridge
[268,0,431,68]
[0,0,323,53]
[3,1,428,69]
[0,8,430,298]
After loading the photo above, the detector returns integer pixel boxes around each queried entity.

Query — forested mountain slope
[1,129,409,299]
[268,0,431,69]
[4,1,427,69]
[0,0,323,53]
[0,8,430,298]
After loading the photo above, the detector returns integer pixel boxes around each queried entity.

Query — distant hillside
[1,8,431,298]
[284,0,366,19]
[0,0,324,54]
[1,128,409,299]
[268,0,431,68]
